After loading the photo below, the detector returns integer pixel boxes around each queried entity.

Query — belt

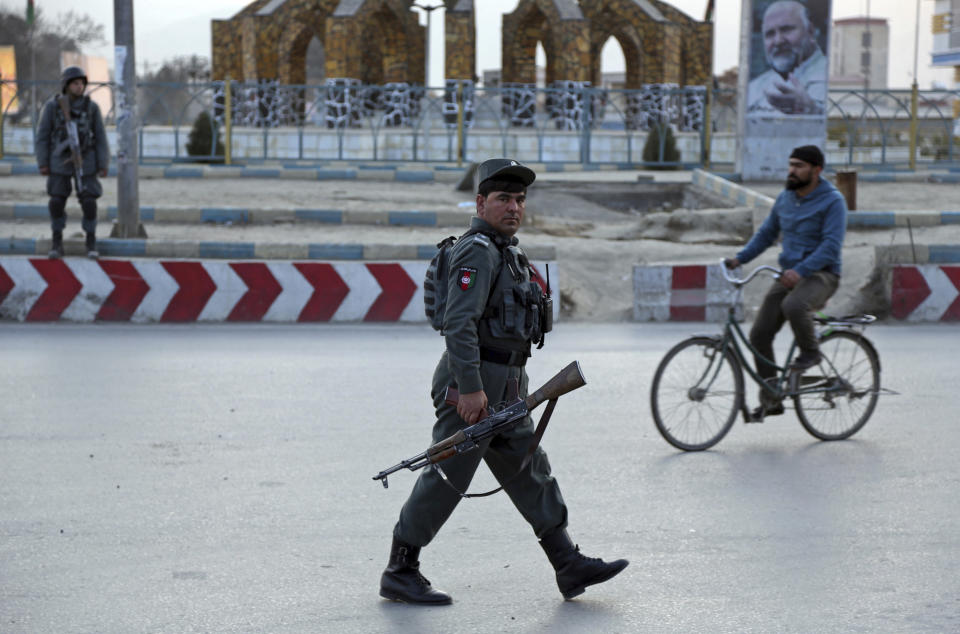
[479,346,528,367]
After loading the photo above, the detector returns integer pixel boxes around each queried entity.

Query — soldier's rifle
[57,95,84,194]
[373,361,586,489]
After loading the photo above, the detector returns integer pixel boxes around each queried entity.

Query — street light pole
[412,3,443,88]
[909,0,921,170]
[112,0,144,238]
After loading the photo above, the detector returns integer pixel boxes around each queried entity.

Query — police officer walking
[35,66,109,259]
[379,158,628,605]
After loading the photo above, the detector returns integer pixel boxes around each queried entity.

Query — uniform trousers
[46,173,103,234]
[394,351,568,547]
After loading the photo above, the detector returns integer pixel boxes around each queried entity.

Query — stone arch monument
[211,0,709,129]
[500,0,710,129]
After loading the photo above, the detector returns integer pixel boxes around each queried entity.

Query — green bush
[186,111,225,161]
[642,123,680,170]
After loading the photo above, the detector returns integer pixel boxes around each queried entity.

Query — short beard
[785,175,809,190]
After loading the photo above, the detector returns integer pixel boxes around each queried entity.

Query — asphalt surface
[1,323,958,633]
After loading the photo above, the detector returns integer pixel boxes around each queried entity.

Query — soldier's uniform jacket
[442,216,549,394]
[35,95,109,177]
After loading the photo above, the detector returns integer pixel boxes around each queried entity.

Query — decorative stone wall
[502,83,538,127]
[323,77,361,128]
[548,80,589,130]
[443,79,475,128]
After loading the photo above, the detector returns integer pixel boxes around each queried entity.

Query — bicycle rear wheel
[650,336,744,451]
[794,330,880,440]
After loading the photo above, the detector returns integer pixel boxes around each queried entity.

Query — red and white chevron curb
[0,257,557,323]
[633,263,740,322]
[890,265,960,322]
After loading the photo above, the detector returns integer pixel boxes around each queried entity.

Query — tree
[0,6,106,119]
[138,55,211,125]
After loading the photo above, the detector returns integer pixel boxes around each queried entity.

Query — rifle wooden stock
[525,361,586,409]
[426,429,467,462]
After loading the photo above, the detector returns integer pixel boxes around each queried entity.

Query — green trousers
[394,351,568,547]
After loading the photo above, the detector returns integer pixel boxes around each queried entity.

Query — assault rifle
[57,95,84,194]
[373,361,586,489]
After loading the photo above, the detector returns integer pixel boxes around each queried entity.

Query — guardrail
[2,80,958,169]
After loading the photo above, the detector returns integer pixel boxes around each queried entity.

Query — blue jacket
[736,178,847,277]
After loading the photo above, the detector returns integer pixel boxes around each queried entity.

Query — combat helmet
[60,66,87,93]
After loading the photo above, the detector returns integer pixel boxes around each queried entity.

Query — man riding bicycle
[724,145,848,420]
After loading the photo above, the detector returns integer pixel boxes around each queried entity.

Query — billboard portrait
[745,0,830,118]
[0,45,19,115]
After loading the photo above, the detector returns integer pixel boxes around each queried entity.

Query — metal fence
[2,79,958,169]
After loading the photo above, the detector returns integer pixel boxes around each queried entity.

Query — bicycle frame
[715,261,826,421]
[714,261,881,421]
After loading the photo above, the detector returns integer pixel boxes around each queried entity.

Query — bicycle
[650,260,886,451]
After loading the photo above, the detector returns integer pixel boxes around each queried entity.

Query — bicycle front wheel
[794,330,880,440]
[650,336,744,451]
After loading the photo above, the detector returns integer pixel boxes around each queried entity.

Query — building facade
[829,17,889,90]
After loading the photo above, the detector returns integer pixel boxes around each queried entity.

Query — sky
[14,0,955,89]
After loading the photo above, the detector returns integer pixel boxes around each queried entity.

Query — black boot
[539,528,629,600]
[85,232,99,259]
[379,537,452,605]
[48,230,64,259]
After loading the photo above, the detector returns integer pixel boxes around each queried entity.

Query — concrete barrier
[876,245,960,322]
[633,263,741,322]
[0,256,557,324]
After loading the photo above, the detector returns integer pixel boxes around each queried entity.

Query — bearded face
[762,3,817,76]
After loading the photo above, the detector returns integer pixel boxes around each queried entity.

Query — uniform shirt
[442,216,525,394]
[35,95,110,176]
[746,47,827,116]
[736,177,847,277]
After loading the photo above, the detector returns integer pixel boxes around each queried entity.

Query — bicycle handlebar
[718,259,782,286]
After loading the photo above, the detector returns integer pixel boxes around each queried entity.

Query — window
[861,52,871,69]
[861,31,872,47]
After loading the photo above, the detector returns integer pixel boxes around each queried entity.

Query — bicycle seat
[813,313,876,326]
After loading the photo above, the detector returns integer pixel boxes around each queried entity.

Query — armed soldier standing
[379,158,628,605]
[35,66,109,259]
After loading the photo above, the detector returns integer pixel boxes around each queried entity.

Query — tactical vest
[477,240,553,354]
[53,96,95,151]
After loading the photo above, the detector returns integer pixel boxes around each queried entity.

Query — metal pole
[112,0,144,238]
[456,81,464,167]
[703,14,715,170]
[413,3,442,88]
[909,0,921,171]
[30,23,36,133]
[425,10,431,87]
[224,77,232,165]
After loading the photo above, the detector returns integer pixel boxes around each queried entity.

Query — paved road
[1,323,957,633]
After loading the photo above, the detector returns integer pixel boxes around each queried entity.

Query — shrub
[186,111,225,161]
[642,123,680,170]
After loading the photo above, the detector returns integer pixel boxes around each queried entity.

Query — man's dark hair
[478,178,526,197]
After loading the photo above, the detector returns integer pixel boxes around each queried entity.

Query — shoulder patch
[471,234,491,247]
[458,266,478,291]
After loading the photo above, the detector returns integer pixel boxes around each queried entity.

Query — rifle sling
[433,397,558,499]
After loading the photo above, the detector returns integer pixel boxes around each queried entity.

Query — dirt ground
[3,173,959,322]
